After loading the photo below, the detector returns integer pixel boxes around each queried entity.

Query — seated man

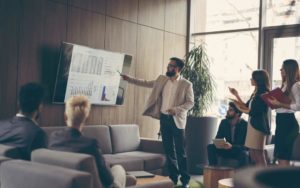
[0,82,47,160]
[207,102,248,167]
[48,95,126,188]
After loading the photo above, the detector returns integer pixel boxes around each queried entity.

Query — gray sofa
[31,149,173,188]
[43,124,167,174]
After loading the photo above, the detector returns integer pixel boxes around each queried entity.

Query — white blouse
[276,82,300,113]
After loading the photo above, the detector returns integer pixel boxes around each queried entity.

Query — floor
[191,175,204,184]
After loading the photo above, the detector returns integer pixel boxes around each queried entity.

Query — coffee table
[203,166,235,188]
[136,175,170,185]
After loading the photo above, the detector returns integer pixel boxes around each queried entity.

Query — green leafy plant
[181,44,215,117]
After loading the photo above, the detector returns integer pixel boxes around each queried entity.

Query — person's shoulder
[50,128,69,138]
[80,135,97,145]
[157,75,168,80]
[180,77,192,85]
[219,119,229,127]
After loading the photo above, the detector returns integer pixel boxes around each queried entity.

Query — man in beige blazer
[122,57,194,188]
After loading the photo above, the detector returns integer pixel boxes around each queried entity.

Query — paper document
[213,138,227,149]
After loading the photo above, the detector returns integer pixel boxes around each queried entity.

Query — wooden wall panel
[0,0,20,119]
[106,0,138,22]
[136,25,164,138]
[70,0,106,14]
[163,32,186,69]
[67,7,105,49]
[0,0,188,138]
[67,6,106,124]
[165,0,187,35]
[38,1,67,126]
[138,0,165,30]
[47,0,67,4]
[102,17,137,124]
[17,0,45,86]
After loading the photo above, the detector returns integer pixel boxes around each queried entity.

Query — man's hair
[229,102,242,116]
[65,95,91,127]
[19,83,45,114]
[170,57,185,71]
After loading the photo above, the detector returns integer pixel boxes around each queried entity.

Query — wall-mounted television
[52,42,132,105]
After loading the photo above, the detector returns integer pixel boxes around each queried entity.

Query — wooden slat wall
[0,0,188,138]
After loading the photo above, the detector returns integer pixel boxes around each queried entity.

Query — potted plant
[181,44,219,174]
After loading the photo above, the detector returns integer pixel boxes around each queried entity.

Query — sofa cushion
[103,154,144,171]
[109,124,140,153]
[43,125,113,154]
[0,160,92,188]
[114,151,166,171]
[81,125,112,154]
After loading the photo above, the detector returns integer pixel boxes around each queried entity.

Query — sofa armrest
[139,138,164,154]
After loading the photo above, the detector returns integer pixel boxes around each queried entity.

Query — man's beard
[166,71,176,77]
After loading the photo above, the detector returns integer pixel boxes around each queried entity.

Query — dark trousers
[207,144,249,167]
[160,113,190,185]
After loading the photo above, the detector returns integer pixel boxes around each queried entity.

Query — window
[190,0,300,133]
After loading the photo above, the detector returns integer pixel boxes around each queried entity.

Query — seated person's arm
[91,140,114,187]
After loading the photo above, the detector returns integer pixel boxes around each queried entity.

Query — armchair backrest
[32,149,102,188]
[0,160,92,188]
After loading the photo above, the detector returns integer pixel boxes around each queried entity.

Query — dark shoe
[170,177,178,185]
[182,184,190,188]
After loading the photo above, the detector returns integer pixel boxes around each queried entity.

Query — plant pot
[186,116,219,174]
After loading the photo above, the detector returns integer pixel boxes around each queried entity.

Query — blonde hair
[65,95,91,127]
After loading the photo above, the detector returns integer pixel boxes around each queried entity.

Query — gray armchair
[0,160,92,188]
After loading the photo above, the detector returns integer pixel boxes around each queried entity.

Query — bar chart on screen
[53,42,132,106]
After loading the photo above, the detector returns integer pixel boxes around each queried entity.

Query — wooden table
[218,178,233,188]
[203,166,235,188]
[136,175,170,185]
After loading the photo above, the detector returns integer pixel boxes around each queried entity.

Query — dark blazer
[247,91,271,135]
[216,119,248,149]
[48,127,113,188]
[0,116,47,160]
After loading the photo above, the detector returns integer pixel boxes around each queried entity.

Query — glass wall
[190,0,300,133]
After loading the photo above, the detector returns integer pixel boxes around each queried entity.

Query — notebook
[127,171,155,178]
[260,88,290,109]
[213,138,227,149]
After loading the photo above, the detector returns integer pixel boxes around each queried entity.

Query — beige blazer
[127,75,194,129]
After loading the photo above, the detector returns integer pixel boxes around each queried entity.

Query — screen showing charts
[53,42,132,105]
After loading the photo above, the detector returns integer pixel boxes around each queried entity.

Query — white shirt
[160,76,181,114]
[276,82,300,113]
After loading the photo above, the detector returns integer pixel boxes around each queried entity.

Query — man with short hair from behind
[48,95,126,188]
[0,82,47,160]
[207,102,248,167]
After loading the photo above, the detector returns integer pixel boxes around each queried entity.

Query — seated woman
[48,95,125,188]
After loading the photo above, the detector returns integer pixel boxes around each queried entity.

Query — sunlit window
[266,0,300,26]
[190,0,300,133]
